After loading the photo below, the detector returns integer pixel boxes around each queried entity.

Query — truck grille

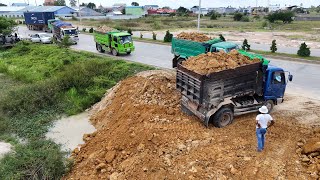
[176,70,202,104]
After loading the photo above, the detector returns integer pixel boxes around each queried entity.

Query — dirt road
[65,70,320,179]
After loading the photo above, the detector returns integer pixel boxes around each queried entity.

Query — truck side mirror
[288,74,293,82]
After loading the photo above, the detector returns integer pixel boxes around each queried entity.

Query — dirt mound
[95,25,116,33]
[176,32,211,42]
[182,50,260,75]
[65,70,316,179]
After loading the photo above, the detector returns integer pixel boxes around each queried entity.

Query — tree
[152,32,157,40]
[176,6,191,16]
[69,0,76,7]
[121,8,126,15]
[127,29,132,35]
[210,13,217,20]
[80,2,87,6]
[164,30,173,42]
[0,17,16,35]
[242,39,251,50]
[131,2,139,6]
[0,3,7,6]
[162,6,171,10]
[297,42,310,57]
[89,27,94,33]
[87,2,96,9]
[54,0,66,6]
[219,34,226,41]
[266,11,295,23]
[233,13,243,21]
[270,40,277,53]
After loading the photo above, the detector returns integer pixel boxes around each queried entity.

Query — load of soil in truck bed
[182,50,261,75]
[95,25,116,33]
[64,70,320,180]
[176,32,211,42]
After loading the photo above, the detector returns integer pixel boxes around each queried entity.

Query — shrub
[152,32,157,40]
[140,33,143,38]
[219,34,226,41]
[241,16,250,22]
[0,140,71,180]
[242,39,251,50]
[89,27,94,33]
[164,30,173,42]
[233,13,243,21]
[152,21,161,30]
[297,42,311,57]
[210,13,217,20]
[270,40,277,53]
[266,11,295,23]
[253,15,260,20]
[127,29,133,35]
[82,28,86,32]
[261,21,268,28]
[71,16,78,21]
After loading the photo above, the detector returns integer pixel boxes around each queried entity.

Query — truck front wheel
[96,43,104,53]
[212,107,234,128]
[264,100,274,113]
[112,48,118,56]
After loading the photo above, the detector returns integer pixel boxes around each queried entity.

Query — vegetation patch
[0,42,153,179]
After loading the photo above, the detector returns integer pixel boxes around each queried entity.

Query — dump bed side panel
[171,38,207,58]
[176,62,263,108]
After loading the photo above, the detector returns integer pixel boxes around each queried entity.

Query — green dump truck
[171,37,240,67]
[94,30,135,56]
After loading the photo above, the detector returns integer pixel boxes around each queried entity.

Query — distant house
[190,6,209,15]
[125,6,146,16]
[148,8,175,15]
[113,3,126,11]
[106,11,122,16]
[72,6,103,16]
[269,4,280,12]
[144,5,159,10]
[11,3,29,7]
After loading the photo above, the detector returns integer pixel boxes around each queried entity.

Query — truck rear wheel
[212,107,234,128]
[96,43,104,53]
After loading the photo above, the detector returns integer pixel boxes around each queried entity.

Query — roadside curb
[133,39,170,46]
[261,54,320,65]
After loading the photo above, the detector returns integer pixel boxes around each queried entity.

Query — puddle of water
[46,112,96,152]
[0,142,12,159]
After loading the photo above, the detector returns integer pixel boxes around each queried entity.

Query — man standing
[256,105,275,152]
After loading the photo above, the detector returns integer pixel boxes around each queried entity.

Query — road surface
[17,26,320,99]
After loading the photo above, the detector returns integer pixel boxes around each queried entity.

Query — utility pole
[78,0,81,25]
[197,0,201,31]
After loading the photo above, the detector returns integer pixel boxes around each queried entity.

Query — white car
[29,33,53,44]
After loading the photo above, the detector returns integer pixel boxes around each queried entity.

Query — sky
[2,0,319,8]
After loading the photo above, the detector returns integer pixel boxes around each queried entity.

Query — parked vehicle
[176,57,293,128]
[171,37,239,67]
[0,33,21,47]
[48,19,59,33]
[29,33,52,44]
[94,30,135,56]
[52,21,78,44]
[24,12,54,31]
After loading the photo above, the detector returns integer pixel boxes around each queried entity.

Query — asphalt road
[17,26,320,99]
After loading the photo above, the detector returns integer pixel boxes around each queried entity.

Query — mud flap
[204,116,210,127]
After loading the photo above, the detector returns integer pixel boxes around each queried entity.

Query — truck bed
[176,62,264,109]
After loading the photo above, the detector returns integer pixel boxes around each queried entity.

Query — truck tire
[96,43,104,53]
[212,107,234,128]
[112,48,118,56]
[126,52,131,55]
[181,104,194,116]
[264,100,274,113]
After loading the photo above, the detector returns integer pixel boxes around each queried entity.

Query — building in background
[0,6,75,18]
[144,5,159,10]
[11,3,29,7]
[125,6,146,16]
[72,6,103,16]
[269,4,281,12]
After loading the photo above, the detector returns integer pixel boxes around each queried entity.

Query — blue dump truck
[176,57,293,128]
[24,12,54,31]
[52,21,78,44]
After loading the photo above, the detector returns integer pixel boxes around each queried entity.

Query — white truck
[52,21,79,44]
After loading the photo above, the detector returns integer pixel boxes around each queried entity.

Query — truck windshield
[120,36,132,44]
[64,29,77,35]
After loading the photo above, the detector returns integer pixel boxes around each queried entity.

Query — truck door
[270,71,286,98]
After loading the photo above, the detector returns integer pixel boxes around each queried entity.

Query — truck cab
[61,27,79,44]
[210,42,239,53]
[263,65,293,109]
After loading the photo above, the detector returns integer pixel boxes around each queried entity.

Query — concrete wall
[295,16,320,21]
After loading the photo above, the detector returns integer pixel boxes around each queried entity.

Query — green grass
[0,41,153,179]
[251,50,320,61]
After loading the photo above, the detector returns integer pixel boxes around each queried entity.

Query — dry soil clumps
[182,50,260,75]
[176,32,211,42]
[95,25,116,33]
[65,70,317,180]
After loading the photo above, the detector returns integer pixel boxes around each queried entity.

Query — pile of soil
[95,25,116,33]
[182,50,260,75]
[296,131,320,179]
[65,70,316,179]
[176,32,211,42]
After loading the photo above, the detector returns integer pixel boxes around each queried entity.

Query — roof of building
[144,5,159,7]
[0,6,25,12]
[125,6,144,8]
[12,3,29,6]
[20,6,74,12]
